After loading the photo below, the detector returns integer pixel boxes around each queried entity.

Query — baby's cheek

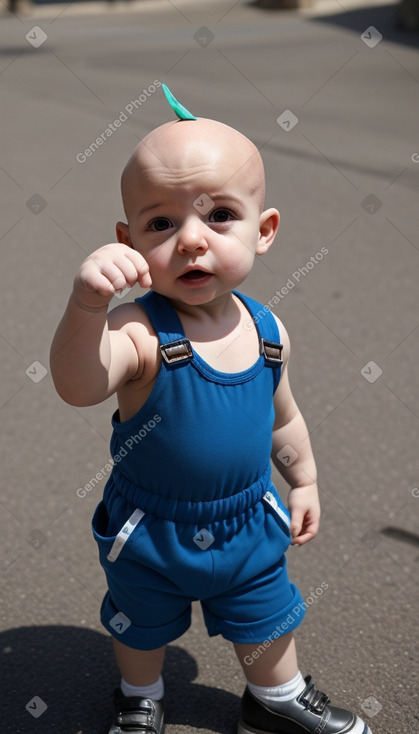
[228,246,256,274]
[147,251,171,275]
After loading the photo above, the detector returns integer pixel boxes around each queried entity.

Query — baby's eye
[149,217,172,232]
[209,208,235,223]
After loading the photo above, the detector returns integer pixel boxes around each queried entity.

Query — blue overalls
[92,290,305,650]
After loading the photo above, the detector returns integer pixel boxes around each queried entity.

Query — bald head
[120,118,266,221]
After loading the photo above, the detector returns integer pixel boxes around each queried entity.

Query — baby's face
[118,119,278,306]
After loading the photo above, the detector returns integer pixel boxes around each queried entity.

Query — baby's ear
[256,208,280,255]
[116,221,132,247]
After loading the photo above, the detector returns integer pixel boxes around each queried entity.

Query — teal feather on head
[162,83,197,121]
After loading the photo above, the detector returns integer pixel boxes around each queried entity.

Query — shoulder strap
[135,291,185,342]
[136,291,283,380]
[135,291,193,367]
[234,290,281,344]
[234,291,283,390]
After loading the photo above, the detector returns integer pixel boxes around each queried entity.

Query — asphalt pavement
[0,1,418,732]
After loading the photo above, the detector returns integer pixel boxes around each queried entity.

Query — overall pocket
[262,489,291,536]
[92,500,145,564]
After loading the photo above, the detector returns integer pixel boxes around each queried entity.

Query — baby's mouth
[179,269,212,282]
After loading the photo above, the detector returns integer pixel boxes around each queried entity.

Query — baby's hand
[73,243,152,310]
[287,483,321,546]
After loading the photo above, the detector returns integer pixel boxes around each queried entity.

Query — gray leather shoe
[238,676,372,734]
[109,688,165,734]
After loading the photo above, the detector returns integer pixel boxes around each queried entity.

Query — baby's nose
[177,218,208,253]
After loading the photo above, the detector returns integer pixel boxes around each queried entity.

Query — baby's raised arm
[50,243,151,407]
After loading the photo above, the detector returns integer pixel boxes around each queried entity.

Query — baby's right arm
[50,243,152,407]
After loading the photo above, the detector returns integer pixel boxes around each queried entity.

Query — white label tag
[107,508,145,562]
[263,491,291,528]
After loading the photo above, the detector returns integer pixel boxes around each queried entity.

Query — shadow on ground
[2,625,240,734]
[249,1,419,48]
[310,2,419,48]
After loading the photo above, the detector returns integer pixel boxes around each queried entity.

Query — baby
[50,89,372,734]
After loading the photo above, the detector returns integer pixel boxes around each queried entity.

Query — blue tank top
[108,290,283,504]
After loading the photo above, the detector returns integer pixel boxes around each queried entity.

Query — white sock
[121,675,164,701]
[247,671,306,707]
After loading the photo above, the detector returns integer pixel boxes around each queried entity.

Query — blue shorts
[92,473,305,650]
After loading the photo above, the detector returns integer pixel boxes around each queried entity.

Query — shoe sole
[238,718,373,734]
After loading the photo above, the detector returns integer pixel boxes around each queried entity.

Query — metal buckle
[260,338,283,365]
[300,686,330,715]
[160,338,193,364]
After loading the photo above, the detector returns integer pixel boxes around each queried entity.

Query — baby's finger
[289,514,303,542]
[116,255,145,289]
[291,517,319,546]
[122,250,152,289]
[137,269,152,289]
[77,262,116,296]
[291,530,314,546]
[100,261,133,293]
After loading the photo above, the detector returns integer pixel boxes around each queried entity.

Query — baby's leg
[234,631,298,686]
[111,639,166,734]
[235,632,373,734]
[113,638,166,686]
